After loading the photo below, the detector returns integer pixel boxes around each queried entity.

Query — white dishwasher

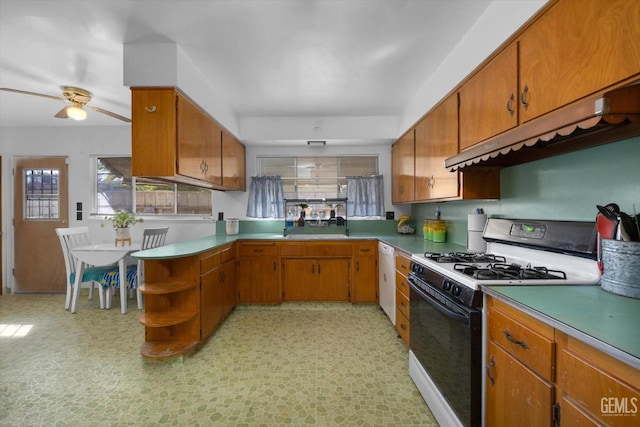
[378,241,396,325]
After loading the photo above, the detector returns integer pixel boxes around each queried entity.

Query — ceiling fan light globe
[67,104,87,120]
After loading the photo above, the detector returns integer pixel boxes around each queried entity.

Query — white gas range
[407,218,601,427]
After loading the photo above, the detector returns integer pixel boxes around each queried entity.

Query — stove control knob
[452,285,462,297]
[443,281,452,291]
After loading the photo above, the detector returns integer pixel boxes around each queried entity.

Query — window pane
[256,156,378,201]
[24,169,59,219]
[176,185,212,215]
[96,158,133,214]
[135,179,175,214]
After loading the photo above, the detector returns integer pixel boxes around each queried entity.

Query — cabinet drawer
[556,331,640,425]
[279,244,305,256]
[305,244,352,257]
[395,253,411,277]
[199,251,221,274]
[220,245,234,263]
[396,287,409,319]
[396,309,410,347]
[396,272,410,298]
[354,242,376,255]
[487,298,555,381]
[238,243,278,256]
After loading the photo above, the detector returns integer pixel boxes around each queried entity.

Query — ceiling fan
[0,86,131,122]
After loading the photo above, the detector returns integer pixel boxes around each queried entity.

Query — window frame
[91,156,214,219]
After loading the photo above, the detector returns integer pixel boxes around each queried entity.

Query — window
[24,168,59,219]
[94,157,212,216]
[256,156,378,200]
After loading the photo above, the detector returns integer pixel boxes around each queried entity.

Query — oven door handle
[409,280,470,325]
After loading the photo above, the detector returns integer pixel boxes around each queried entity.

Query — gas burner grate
[454,262,567,281]
[424,252,506,264]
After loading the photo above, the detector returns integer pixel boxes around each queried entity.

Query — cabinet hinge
[552,403,561,425]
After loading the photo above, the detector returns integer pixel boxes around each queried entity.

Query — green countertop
[484,286,640,369]
[131,232,466,260]
[132,232,639,369]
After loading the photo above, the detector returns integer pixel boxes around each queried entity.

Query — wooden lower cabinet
[282,258,350,301]
[237,241,280,303]
[486,296,640,427]
[395,252,411,347]
[486,340,554,426]
[352,241,378,303]
[555,331,640,426]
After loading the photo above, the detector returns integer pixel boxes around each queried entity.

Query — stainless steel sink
[284,234,349,240]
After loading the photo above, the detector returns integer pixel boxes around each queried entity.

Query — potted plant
[104,210,143,241]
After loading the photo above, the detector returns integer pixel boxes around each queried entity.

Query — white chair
[104,227,169,310]
[55,226,116,311]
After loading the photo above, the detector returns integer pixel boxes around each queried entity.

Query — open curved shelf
[139,281,196,294]
[140,341,200,359]
[139,311,198,328]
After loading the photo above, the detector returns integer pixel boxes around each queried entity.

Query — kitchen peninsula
[133,233,640,369]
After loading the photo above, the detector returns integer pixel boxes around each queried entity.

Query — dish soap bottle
[433,207,447,242]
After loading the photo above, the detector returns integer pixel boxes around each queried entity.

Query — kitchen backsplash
[413,137,640,246]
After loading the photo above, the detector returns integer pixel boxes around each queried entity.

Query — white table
[71,243,141,314]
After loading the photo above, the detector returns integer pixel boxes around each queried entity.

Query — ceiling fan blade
[88,105,131,123]
[54,106,69,118]
[0,87,66,102]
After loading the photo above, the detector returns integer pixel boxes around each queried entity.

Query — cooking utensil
[596,205,618,239]
[618,211,639,241]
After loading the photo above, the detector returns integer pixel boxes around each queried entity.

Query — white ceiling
[0,0,499,144]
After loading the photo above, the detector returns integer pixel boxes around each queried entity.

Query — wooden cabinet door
[519,0,640,123]
[459,43,518,150]
[486,340,554,427]
[237,256,280,303]
[415,94,460,201]
[177,94,222,184]
[352,243,377,303]
[282,259,317,301]
[222,130,246,190]
[131,88,177,177]
[317,258,350,301]
[201,265,223,340]
[391,130,415,203]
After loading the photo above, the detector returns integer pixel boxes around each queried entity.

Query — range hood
[445,84,640,170]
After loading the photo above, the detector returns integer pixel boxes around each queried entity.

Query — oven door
[409,276,482,427]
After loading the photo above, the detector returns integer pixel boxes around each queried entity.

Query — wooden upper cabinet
[222,129,246,191]
[519,0,640,123]
[391,130,415,204]
[177,94,222,185]
[415,94,460,201]
[459,43,518,150]
[131,88,178,178]
[132,87,245,191]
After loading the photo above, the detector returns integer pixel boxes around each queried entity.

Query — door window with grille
[23,168,60,219]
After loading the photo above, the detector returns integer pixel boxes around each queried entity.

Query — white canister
[226,218,239,235]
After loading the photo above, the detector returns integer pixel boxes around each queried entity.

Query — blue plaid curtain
[346,175,385,217]
[246,176,285,218]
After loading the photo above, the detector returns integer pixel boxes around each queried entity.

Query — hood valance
[445,84,640,170]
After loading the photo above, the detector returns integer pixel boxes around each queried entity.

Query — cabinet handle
[486,356,496,387]
[253,249,263,253]
[520,85,529,110]
[401,264,407,269]
[360,248,371,253]
[401,301,406,308]
[312,264,315,274]
[428,175,435,188]
[400,323,407,330]
[273,262,276,272]
[356,261,360,271]
[144,105,157,113]
[318,264,321,274]
[503,329,529,349]
[506,93,515,116]
[200,159,208,175]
